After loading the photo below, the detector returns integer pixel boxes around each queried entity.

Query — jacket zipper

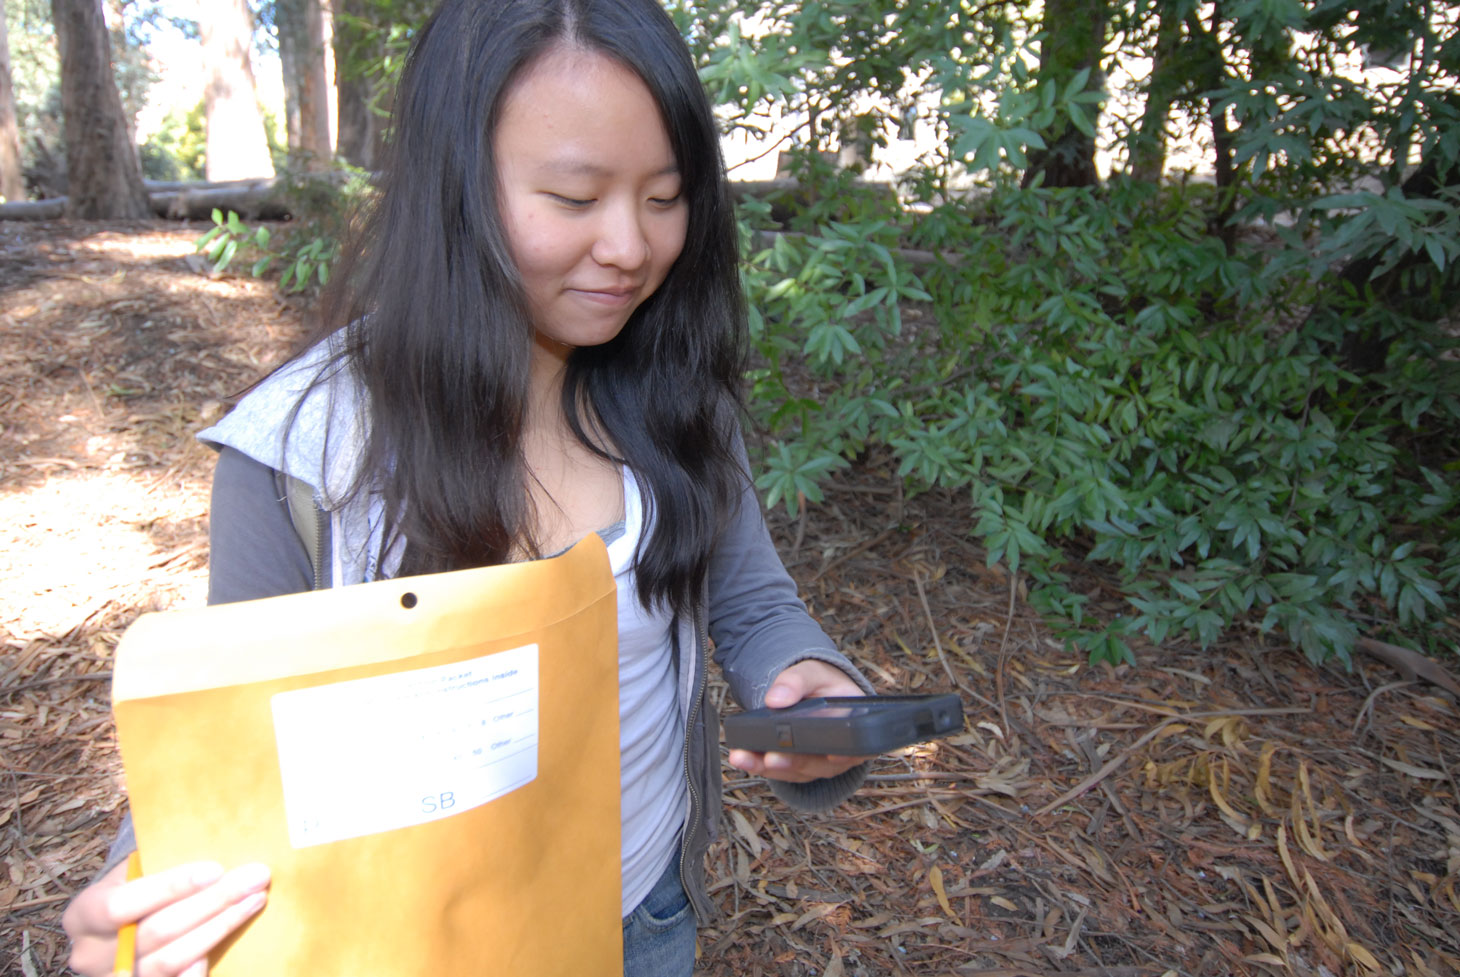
[677,607,711,917]
[312,500,328,590]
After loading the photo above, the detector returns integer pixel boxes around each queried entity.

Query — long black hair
[309,0,746,616]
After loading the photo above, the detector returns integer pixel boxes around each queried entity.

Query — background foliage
[680,0,1460,666]
[6,0,63,184]
[5,0,185,190]
[152,0,1459,666]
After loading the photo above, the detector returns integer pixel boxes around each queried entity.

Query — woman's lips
[570,286,637,307]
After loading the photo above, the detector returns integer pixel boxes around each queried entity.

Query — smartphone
[723,693,964,756]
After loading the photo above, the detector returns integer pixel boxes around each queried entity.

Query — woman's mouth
[570,286,637,307]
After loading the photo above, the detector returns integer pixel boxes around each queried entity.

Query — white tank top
[606,467,687,914]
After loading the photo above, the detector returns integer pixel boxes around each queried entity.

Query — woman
[63,1,871,975]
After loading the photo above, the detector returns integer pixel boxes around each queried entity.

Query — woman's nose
[590,203,651,271]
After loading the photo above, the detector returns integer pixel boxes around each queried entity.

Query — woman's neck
[526,332,572,434]
[520,334,624,555]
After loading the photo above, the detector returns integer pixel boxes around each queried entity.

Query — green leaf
[1423,236,1447,272]
[1067,66,1091,97]
[1067,100,1095,138]
[214,239,239,273]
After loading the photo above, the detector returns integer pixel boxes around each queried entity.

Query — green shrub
[741,176,1459,666]
[140,103,206,182]
[707,0,1460,667]
[194,166,373,293]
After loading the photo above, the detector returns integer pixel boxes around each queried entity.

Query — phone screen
[784,703,859,718]
[784,696,937,719]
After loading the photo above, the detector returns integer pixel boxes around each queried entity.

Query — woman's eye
[649,193,682,207]
[549,193,594,207]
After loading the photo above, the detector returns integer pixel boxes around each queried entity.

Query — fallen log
[0,176,336,222]
[141,177,279,193]
[148,179,293,220]
[0,198,65,220]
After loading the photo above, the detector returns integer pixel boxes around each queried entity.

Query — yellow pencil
[113,852,142,976]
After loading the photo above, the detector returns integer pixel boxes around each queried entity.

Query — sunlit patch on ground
[0,470,208,640]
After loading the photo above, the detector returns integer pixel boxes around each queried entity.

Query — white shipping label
[270,644,539,848]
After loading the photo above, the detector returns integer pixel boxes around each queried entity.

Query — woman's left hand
[726,659,866,783]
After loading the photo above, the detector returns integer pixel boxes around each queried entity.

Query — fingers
[63,858,167,975]
[62,862,270,977]
[62,860,131,936]
[736,660,869,782]
[63,861,132,977]
[134,891,268,977]
[727,748,861,783]
[102,862,226,932]
[762,672,808,708]
[133,863,271,977]
[764,660,865,708]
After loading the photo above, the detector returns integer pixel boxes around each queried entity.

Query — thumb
[763,673,807,709]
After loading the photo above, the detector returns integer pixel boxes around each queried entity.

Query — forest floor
[1,220,1458,977]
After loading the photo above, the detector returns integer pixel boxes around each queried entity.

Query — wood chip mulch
[2,221,1457,977]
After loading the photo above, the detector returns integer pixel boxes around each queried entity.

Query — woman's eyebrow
[537,158,680,179]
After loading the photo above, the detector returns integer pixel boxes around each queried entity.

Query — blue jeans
[622,856,697,977]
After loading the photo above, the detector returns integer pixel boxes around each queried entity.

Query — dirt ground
[2,220,1457,977]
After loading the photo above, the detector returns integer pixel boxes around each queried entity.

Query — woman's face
[495,45,688,357]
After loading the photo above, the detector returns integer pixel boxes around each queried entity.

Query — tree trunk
[332,0,379,169]
[1130,8,1181,183]
[1184,5,1237,252]
[1021,0,1104,189]
[199,0,275,181]
[103,0,138,147]
[0,3,25,202]
[321,1,337,152]
[277,0,300,162]
[50,0,149,218]
[277,0,332,171]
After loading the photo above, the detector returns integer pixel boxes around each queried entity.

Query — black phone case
[722,694,964,755]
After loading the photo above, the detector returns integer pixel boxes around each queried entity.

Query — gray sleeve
[207,446,315,604]
[707,439,874,811]
[97,814,136,878]
[103,447,316,874]
[708,480,873,704]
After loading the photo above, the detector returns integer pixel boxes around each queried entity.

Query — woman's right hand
[62,858,271,977]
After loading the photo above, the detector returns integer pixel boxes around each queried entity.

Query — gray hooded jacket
[107,343,871,921]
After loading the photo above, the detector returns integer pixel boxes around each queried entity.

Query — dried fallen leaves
[1,221,305,977]
[3,221,1458,977]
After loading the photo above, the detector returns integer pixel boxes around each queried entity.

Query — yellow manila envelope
[112,534,622,977]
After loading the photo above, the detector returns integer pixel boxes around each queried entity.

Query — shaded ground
[2,221,1457,977]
